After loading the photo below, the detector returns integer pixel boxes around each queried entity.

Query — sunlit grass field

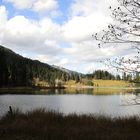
[93,80,133,87]
[66,80,134,87]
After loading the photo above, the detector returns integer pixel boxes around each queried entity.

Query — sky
[0,0,133,74]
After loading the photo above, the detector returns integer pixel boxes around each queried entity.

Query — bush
[81,79,94,86]
[86,80,94,86]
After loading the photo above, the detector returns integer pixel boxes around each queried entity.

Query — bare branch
[93,0,140,74]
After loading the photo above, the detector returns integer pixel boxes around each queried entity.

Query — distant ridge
[52,65,84,76]
[0,45,83,87]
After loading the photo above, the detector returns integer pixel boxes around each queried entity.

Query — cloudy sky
[0,0,131,73]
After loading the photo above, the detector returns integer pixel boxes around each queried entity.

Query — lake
[0,88,140,117]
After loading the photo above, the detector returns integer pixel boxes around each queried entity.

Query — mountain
[0,45,83,87]
[52,65,84,76]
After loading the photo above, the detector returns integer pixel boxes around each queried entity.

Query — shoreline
[0,85,139,95]
[64,85,140,89]
[0,108,140,140]
[0,85,140,90]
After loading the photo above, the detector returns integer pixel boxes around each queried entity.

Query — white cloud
[0,1,135,73]
[39,18,62,40]
[0,6,7,43]
[0,13,62,57]
[2,16,42,49]
[33,0,58,13]
[35,54,69,67]
[4,0,33,9]
[70,0,100,16]
[4,0,58,13]
[70,0,119,17]
[0,6,7,23]
[64,41,116,63]
[62,14,111,42]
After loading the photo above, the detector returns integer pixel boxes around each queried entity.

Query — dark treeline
[86,70,121,80]
[0,46,82,87]
[121,72,140,83]
[87,70,140,82]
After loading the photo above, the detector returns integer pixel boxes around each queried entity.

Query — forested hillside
[0,46,125,88]
[0,46,82,87]
[86,70,118,80]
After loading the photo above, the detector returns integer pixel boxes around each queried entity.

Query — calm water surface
[0,88,140,117]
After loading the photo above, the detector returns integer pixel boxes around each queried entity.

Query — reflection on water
[0,87,138,95]
[120,93,140,105]
[0,88,140,117]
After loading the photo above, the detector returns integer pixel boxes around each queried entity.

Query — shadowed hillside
[0,46,82,87]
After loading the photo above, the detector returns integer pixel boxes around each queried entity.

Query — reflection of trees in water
[120,92,140,105]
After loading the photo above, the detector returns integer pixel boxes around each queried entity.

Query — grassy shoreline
[0,108,140,140]
[0,79,136,90]
[0,79,139,95]
[1,86,139,90]
[0,85,139,95]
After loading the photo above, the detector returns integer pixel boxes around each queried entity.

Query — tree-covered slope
[0,46,81,87]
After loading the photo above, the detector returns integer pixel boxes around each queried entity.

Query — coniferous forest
[0,46,82,87]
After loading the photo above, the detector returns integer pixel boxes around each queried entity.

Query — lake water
[0,88,140,117]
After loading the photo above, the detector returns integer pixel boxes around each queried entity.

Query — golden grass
[93,80,133,87]
[65,79,134,88]
[64,87,135,95]
[92,88,135,95]
[65,80,76,86]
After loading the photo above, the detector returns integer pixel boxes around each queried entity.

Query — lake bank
[0,86,139,95]
[0,85,140,95]
[0,79,137,91]
[0,79,137,90]
[0,108,140,140]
